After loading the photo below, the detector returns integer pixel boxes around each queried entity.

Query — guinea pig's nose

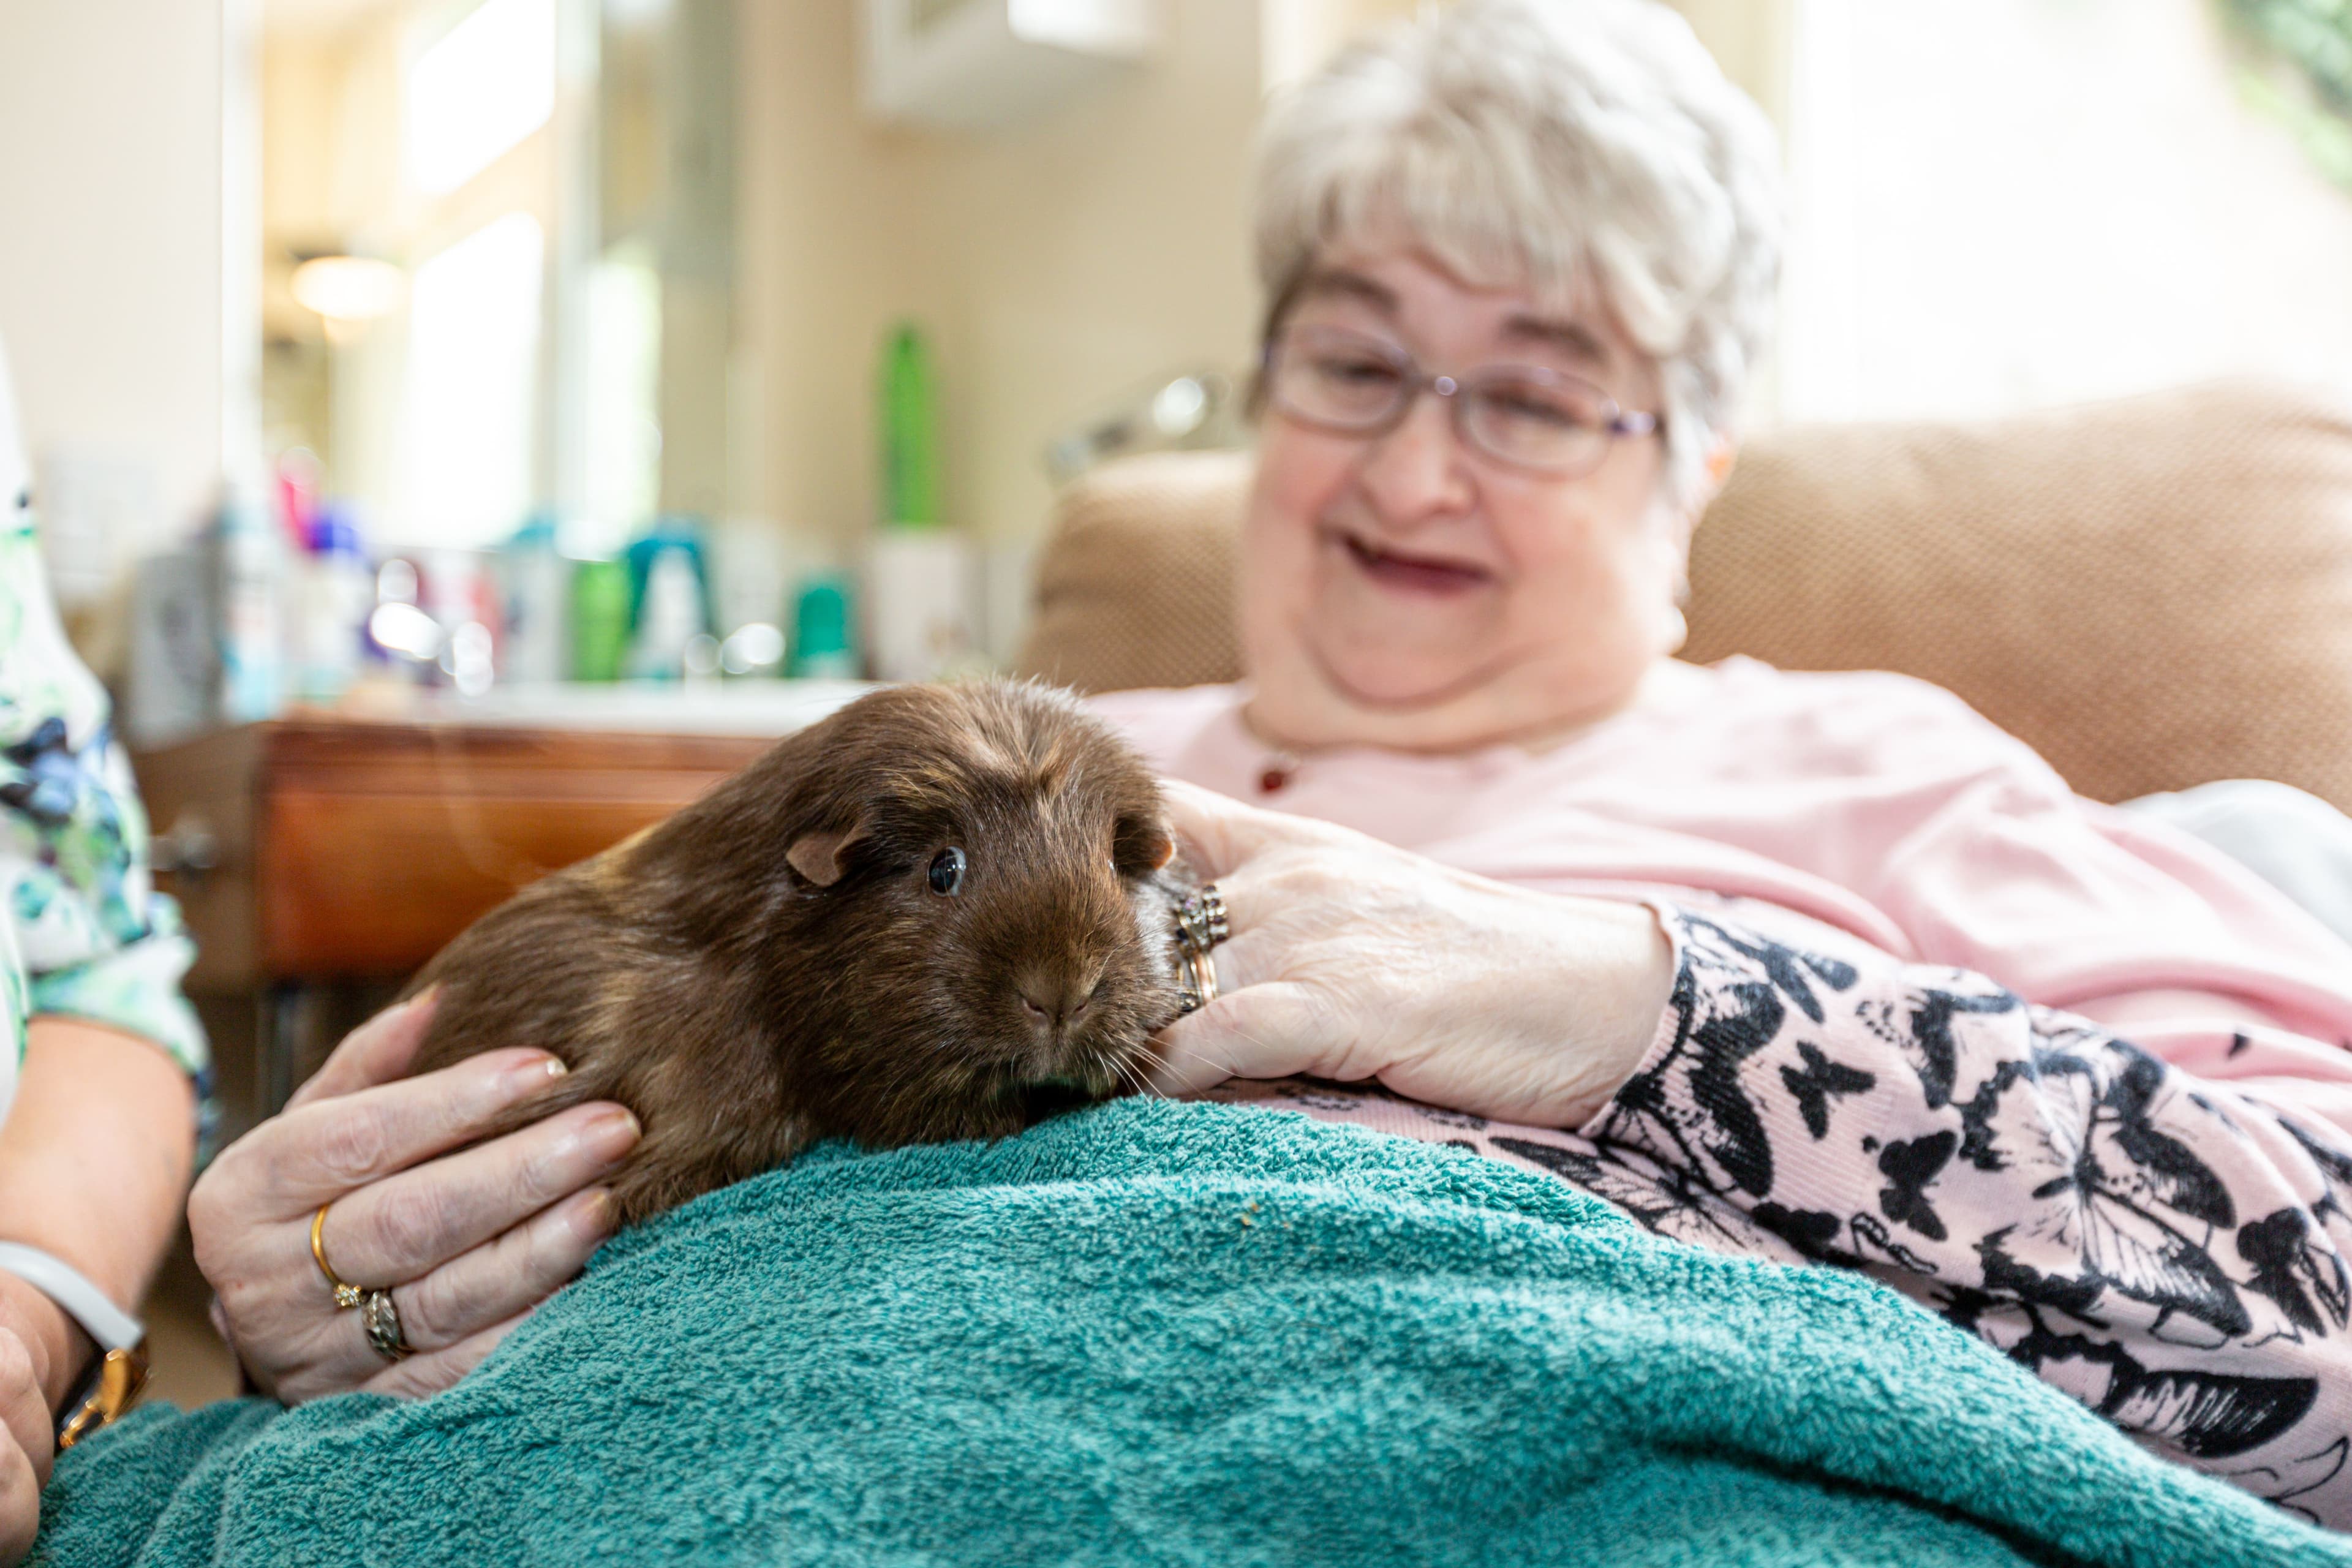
[1016,968,1101,1030]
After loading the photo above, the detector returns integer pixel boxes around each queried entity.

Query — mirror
[260,0,734,560]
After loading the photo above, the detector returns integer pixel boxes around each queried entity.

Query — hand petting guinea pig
[399,679,1195,1224]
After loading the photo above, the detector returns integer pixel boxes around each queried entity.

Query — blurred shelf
[307,677,874,734]
[133,679,883,978]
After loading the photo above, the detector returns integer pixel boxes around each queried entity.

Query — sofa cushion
[1017,450,1248,696]
[1679,381,2352,809]
[1013,382,2352,812]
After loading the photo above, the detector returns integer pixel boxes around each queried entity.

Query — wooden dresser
[130,685,863,1133]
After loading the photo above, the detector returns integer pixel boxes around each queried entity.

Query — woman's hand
[1149,780,1676,1128]
[0,1281,60,1566]
[188,993,640,1404]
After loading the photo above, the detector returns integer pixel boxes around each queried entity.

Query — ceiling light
[291,255,407,322]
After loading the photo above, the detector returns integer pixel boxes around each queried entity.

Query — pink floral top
[1093,660,2352,1529]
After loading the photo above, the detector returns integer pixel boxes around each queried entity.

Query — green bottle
[879,322,939,528]
[570,557,631,682]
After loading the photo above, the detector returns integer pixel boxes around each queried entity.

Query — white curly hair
[1252,0,1784,511]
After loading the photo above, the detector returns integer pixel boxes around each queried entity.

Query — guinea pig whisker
[1126,1041,1173,1100]
[1203,1027,1267,1084]
[1113,1054,1158,1102]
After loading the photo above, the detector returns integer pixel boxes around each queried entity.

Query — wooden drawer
[135,721,774,986]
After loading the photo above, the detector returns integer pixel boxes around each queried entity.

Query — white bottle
[215,484,282,723]
[624,547,705,682]
[295,506,374,703]
[498,517,570,687]
[867,528,979,682]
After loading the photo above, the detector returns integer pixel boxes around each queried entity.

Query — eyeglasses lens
[1463,379,1610,473]
[1278,337,1407,428]
[1271,328,1616,475]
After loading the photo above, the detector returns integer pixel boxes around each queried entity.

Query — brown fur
[401,680,1188,1223]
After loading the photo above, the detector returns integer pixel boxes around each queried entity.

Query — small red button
[1259,767,1291,794]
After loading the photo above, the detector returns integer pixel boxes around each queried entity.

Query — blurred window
[393,213,545,547]
[581,249,663,558]
[405,0,557,195]
[1778,0,2352,422]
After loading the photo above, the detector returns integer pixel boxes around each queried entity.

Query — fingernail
[503,1053,568,1096]
[573,1187,620,1240]
[579,1106,641,1165]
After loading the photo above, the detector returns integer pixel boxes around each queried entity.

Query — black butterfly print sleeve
[1572,907,2352,1526]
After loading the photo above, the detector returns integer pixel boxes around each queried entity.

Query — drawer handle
[151,813,221,881]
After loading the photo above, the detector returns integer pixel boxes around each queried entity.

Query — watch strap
[0,1243,142,1351]
[55,1344,147,1450]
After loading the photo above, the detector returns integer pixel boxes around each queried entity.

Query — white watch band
[0,1244,142,1352]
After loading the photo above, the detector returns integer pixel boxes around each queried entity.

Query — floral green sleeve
[0,505,206,1096]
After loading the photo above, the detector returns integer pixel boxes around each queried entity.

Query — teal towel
[34,1101,2352,1566]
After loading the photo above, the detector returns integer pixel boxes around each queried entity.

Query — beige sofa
[1015,380,2352,814]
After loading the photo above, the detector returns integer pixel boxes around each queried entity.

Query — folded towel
[34,1100,2352,1566]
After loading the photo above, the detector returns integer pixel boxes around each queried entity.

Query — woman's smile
[1330,527,1497,595]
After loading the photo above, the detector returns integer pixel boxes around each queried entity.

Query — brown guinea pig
[400,679,1189,1224]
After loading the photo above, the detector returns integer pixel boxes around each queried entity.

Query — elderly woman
[189,0,2352,1532]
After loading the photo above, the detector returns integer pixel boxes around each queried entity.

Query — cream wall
[735,0,1260,570]
[1269,1,1791,121]
[0,0,254,559]
[896,0,1263,557]
[1665,0,1794,132]
[733,0,936,554]
[1261,0,1415,91]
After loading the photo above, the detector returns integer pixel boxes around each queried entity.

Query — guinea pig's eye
[927,846,967,896]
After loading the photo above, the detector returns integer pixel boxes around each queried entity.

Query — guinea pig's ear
[1113,814,1177,875]
[786,822,868,888]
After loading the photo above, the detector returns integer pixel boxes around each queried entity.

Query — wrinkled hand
[189,994,641,1404]
[0,1292,54,1566]
[1149,780,1675,1128]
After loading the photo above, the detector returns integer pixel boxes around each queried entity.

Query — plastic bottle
[623,516,713,630]
[499,513,570,686]
[214,483,283,723]
[570,558,630,682]
[880,323,939,529]
[294,503,374,703]
[788,574,861,679]
[870,322,973,679]
[424,549,503,695]
[624,547,706,681]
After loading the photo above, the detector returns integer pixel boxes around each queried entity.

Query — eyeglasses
[1262,323,1660,477]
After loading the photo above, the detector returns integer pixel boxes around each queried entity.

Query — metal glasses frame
[1262,323,1660,477]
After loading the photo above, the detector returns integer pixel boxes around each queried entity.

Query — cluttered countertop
[304,678,875,736]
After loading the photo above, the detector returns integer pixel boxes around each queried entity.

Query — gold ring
[1177,942,1219,1014]
[311,1204,364,1310]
